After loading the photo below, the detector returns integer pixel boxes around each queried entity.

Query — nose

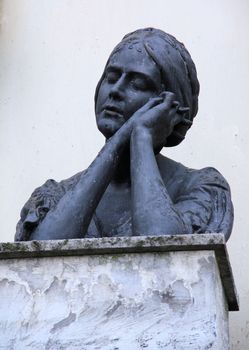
[23,210,39,229]
[109,74,126,100]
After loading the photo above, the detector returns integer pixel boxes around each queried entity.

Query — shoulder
[25,171,83,213]
[183,166,231,192]
[34,171,83,200]
[177,166,233,240]
[158,155,233,240]
[15,171,84,241]
[158,154,230,194]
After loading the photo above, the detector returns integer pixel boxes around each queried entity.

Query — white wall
[0,0,248,347]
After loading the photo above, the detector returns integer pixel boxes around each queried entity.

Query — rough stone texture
[0,234,239,311]
[0,233,227,259]
[0,235,238,349]
[0,233,228,259]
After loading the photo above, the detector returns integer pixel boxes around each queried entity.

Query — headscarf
[95,28,200,146]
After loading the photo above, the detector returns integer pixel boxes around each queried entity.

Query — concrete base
[0,234,238,349]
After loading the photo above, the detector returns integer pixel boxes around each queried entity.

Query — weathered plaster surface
[0,234,239,312]
[0,234,227,258]
[0,248,230,349]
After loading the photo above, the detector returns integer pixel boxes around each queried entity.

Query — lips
[103,105,123,118]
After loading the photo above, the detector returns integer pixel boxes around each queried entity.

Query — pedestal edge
[0,234,239,311]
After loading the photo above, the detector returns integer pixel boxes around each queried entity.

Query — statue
[15,28,233,242]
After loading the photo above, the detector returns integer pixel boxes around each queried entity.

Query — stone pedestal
[0,234,238,349]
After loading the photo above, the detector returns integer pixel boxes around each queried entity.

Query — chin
[97,118,122,139]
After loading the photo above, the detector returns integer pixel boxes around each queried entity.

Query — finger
[172,100,180,108]
[141,96,164,111]
[155,99,178,115]
[172,101,181,114]
[181,117,193,127]
[170,113,193,127]
[156,92,176,111]
[177,106,192,126]
[160,91,176,104]
[178,107,190,114]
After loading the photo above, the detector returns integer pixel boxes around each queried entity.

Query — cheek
[126,91,156,114]
[95,95,104,114]
[95,83,109,111]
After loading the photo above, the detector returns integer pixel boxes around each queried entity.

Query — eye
[131,77,149,91]
[37,206,49,218]
[105,71,120,84]
[131,74,156,92]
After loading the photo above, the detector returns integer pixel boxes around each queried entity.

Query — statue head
[95,28,200,146]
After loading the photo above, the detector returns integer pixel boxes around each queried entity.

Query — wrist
[131,125,153,143]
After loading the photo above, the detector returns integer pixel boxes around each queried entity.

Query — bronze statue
[15,28,233,242]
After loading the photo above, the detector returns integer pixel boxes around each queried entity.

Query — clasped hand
[127,91,190,151]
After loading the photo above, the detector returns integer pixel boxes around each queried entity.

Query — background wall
[0,0,248,348]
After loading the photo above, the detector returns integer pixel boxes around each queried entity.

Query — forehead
[107,44,161,80]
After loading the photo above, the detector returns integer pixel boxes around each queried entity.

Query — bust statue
[15,28,233,242]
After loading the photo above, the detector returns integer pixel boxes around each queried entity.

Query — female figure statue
[15,28,233,242]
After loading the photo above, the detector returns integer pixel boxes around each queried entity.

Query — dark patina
[15,28,233,242]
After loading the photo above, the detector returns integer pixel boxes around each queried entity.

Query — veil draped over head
[95,27,200,147]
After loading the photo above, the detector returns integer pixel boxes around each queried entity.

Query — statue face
[95,45,162,138]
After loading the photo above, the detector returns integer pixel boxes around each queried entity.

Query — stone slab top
[0,234,238,311]
[0,233,226,258]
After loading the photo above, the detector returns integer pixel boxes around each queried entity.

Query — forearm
[31,122,132,240]
[130,127,185,236]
